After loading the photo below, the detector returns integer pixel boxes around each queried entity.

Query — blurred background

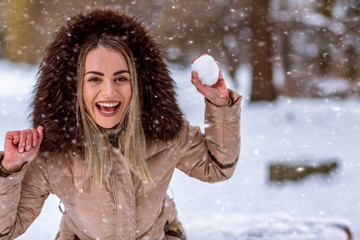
[0,0,359,101]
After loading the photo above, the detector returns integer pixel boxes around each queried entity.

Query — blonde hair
[76,35,152,186]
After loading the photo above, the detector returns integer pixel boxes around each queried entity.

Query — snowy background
[0,59,359,239]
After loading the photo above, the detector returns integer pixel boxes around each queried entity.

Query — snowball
[192,55,219,86]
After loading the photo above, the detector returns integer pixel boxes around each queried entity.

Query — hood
[31,8,183,153]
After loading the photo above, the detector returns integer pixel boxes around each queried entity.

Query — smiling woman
[76,35,151,188]
[82,46,132,128]
[0,8,241,240]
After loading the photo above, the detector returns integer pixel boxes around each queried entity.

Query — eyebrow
[85,70,130,76]
[113,70,130,76]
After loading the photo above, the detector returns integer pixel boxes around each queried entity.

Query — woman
[0,8,241,240]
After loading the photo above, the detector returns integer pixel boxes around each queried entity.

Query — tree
[248,0,277,101]
[155,0,248,80]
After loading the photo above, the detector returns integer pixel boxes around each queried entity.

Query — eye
[88,77,101,82]
[115,76,129,82]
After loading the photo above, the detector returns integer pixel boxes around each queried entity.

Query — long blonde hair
[76,35,152,186]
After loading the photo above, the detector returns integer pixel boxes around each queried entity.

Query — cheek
[126,91,132,104]
[121,84,132,105]
[82,87,93,110]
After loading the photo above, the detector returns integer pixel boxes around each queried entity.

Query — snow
[314,77,352,97]
[0,60,358,239]
[191,55,219,86]
[181,212,350,240]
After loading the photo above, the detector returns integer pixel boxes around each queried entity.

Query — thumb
[35,126,44,151]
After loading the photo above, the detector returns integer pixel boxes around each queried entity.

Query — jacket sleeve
[176,89,241,183]
[0,152,50,239]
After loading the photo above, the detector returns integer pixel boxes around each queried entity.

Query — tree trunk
[249,0,277,102]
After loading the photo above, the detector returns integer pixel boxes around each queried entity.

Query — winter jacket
[0,90,241,239]
[0,8,241,240]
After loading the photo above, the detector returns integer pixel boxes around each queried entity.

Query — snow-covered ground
[0,60,358,239]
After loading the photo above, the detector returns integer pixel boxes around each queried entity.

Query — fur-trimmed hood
[31,8,183,153]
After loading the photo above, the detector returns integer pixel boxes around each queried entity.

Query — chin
[98,122,119,129]
[92,112,124,130]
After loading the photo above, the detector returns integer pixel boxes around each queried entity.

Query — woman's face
[83,46,132,129]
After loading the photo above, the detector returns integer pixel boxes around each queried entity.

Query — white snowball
[191,55,219,86]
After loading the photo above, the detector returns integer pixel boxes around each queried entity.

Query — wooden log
[269,158,339,183]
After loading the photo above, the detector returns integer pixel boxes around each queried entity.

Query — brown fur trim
[31,8,183,154]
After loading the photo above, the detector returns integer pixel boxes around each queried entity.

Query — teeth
[102,110,114,114]
[97,102,119,107]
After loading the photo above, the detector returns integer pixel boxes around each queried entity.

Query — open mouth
[96,102,121,117]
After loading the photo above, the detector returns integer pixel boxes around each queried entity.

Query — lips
[96,101,121,117]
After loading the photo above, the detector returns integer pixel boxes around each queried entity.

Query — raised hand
[191,57,230,107]
[1,126,43,173]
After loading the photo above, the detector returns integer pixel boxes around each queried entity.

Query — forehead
[85,46,128,70]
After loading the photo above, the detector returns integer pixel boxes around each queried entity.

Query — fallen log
[269,158,339,183]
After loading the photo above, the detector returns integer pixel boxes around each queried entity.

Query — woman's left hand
[191,67,230,107]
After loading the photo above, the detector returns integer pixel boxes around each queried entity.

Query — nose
[102,79,116,96]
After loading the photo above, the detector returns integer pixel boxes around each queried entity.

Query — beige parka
[0,90,241,239]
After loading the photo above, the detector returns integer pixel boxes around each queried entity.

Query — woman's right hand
[1,126,43,173]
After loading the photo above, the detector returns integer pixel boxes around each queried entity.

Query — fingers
[218,69,225,83]
[25,130,33,152]
[5,127,43,153]
[30,128,37,147]
[191,71,203,90]
[191,70,217,92]
[35,126,44,151]
[37,126,43,140]
[19,130,31,152]
[5,130,20,145]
